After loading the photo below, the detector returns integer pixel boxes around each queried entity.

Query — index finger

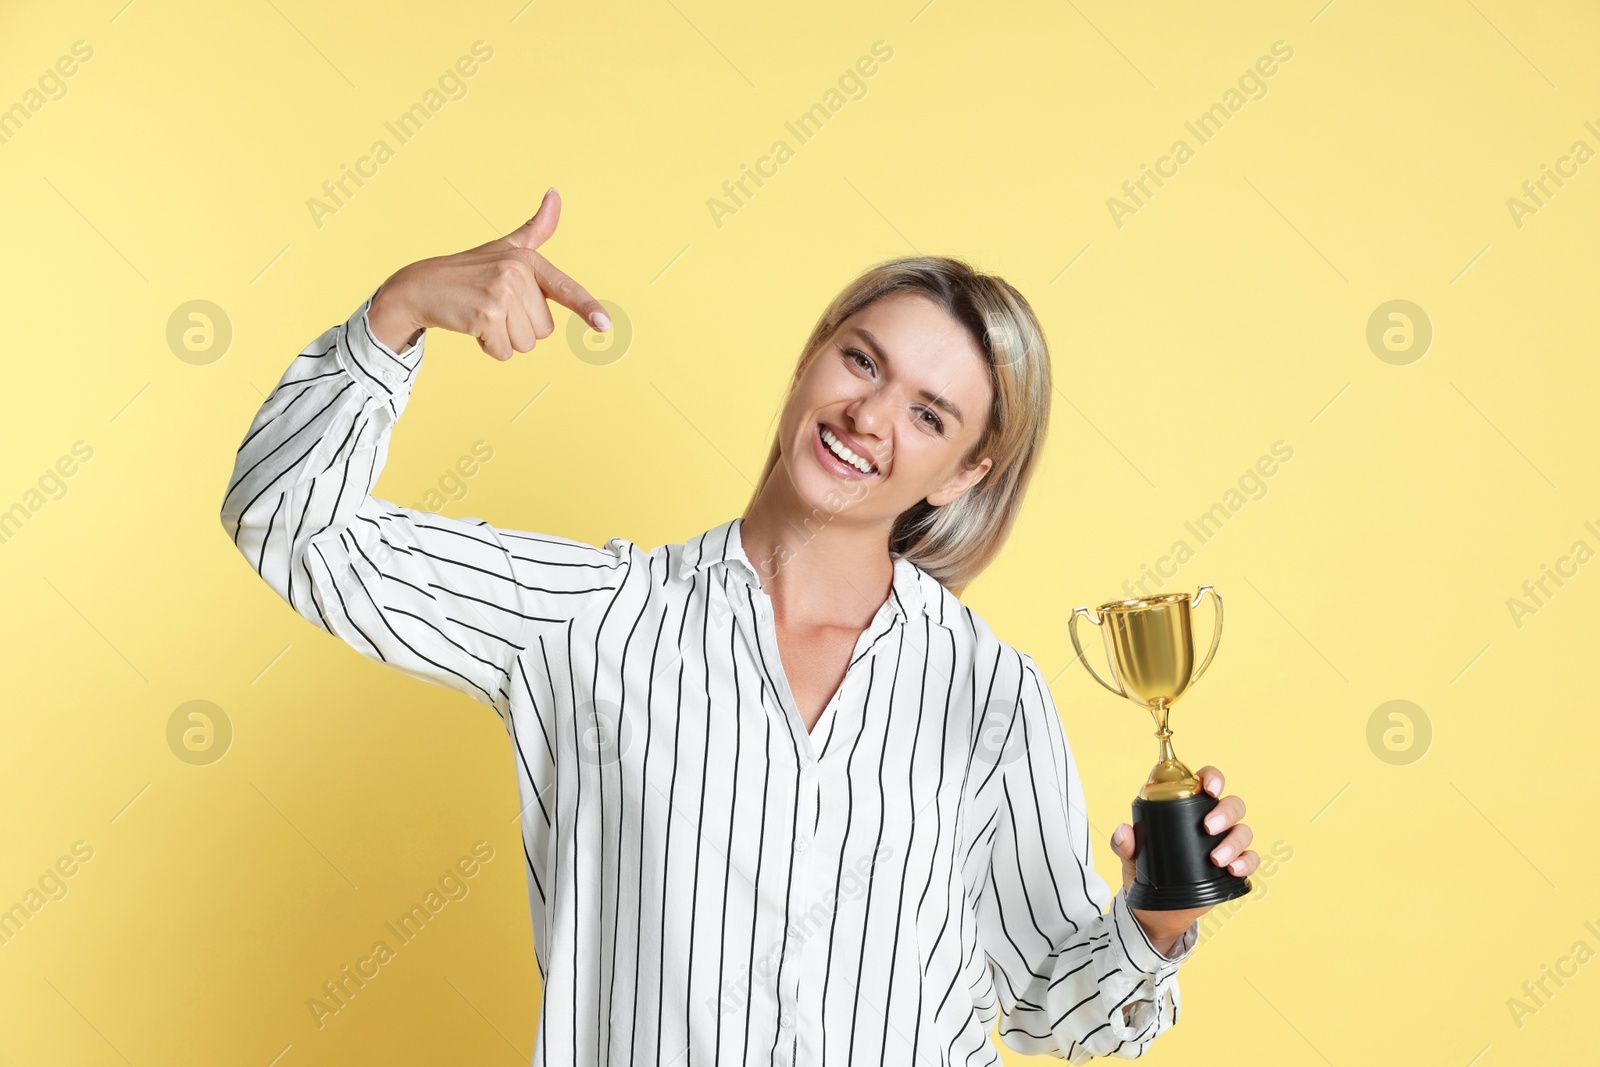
[1196,765,1225,797]
[530,253,611,331]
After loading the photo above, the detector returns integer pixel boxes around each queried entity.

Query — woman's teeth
[820,426,876,474]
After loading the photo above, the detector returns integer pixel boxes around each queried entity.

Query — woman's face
[778,291,995,523]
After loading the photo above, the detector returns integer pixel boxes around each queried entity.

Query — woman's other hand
[1110,765,1257,956]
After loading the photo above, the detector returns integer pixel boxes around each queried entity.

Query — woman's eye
[919,408,945,433]
[845,347,873,372]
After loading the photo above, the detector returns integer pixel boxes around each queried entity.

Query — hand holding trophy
[1068,585,1252,910]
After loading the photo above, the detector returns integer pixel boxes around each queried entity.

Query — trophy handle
[1189,585,1224,686]
[1068,606,1126,698]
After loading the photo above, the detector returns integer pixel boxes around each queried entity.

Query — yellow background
[2,0,1595,1063]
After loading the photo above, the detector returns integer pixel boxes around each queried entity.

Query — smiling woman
[219,189,1260,1065]
[742,255,1053,600]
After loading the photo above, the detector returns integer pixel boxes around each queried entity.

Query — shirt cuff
[336,284,426,401]
[1110,889,1197,983]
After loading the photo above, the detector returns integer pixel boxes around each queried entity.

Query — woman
[220,187,1257,1065]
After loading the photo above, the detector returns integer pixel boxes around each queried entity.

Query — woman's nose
[844,391,888,432]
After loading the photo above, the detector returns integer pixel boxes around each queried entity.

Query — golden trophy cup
[1068,585,1252,910]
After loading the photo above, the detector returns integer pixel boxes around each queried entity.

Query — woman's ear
[926,456,993,507]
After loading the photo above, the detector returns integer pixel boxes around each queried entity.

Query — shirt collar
[675,517,953,632]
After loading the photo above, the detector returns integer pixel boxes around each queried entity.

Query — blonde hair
[745,255,1053,598]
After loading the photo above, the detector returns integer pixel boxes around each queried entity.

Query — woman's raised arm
[218,190,630,723]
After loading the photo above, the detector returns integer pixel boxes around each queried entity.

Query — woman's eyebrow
[849,327,965,425]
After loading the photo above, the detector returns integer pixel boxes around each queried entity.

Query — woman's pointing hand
[368,187,611,360]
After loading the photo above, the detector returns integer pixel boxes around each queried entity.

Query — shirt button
[779,1013,794,1029]
[381,368,401,385]
[794,836,809,853]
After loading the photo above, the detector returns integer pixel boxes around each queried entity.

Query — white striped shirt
[220,286,1198,1066]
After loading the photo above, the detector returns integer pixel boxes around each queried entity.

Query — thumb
[502,187,561,249]
[1110,824,1135,861]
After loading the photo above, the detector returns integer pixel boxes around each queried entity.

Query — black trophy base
[1127,793,1252,911]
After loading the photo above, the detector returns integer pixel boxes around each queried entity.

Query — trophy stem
[1153,701,1177,764]
[1141,699,1201,801]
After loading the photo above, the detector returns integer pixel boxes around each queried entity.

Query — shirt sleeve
[974,650,1198,1062]
[218,283,633,723]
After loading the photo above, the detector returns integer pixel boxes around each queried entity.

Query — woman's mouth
[813,423,879,479]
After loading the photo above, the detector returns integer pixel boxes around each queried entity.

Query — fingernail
[1212,844,1234,865]
[1230,859,1246,875]
[547,186,557,198]
[1207,776,1221,795]
[1204,814,1222,833]
[1112,826,1125,846]
[590,309,612,331]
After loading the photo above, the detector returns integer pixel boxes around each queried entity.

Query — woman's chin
[793,467,890,515]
